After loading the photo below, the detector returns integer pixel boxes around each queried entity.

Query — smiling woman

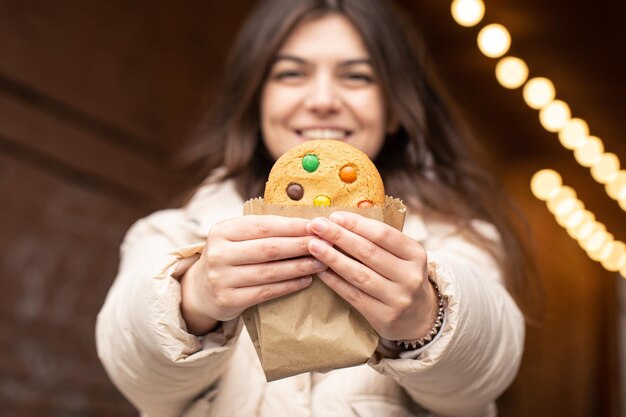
[261,15,387,159]
[96,0,538,416]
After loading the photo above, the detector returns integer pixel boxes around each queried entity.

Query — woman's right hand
[180,215,327,335]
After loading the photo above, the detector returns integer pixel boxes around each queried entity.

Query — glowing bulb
[574,136,604,167]
[590,153,620,184]
[547,186,576,214]
[451,0,485,27]
[601,241,626,272]
[620,197,626,212]
[523,77,555,109]
[558,118,589,150]
[579,223,606,250]
[477,24,511,58]
[539,100,571,132]
[605,170,626,200]
[566,210,595,239]
[530,169,562,200]
[561,206,586,229]
[555,200,584,227]
[495,57,529,89]
[588,234,614,261]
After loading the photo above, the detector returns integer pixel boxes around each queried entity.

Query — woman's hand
[180,215,328,335]
[307,211,438,342]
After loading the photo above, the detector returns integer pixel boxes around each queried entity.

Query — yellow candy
[314,195,331,207]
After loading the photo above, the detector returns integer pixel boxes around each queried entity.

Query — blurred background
[0,0,624,416]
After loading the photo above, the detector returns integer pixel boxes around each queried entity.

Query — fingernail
[329,212,344,224]
[312,260,327,270]
[309,239,325,253]
[300,276,313,285]
[312,218,329,233]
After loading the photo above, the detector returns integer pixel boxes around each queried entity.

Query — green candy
[302,154,319,172]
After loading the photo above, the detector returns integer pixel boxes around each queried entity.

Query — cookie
[264,140,385,207]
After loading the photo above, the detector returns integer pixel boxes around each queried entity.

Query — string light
[530,169,562,200]
[590,153,620,184]
[532,169,624,273]
[495,57,528,89]
[539,100,571,132]
[558,118,589,150]
[523,77,556,109]
[477,24,511,58]
[451,0,485,27]
[606,171,626,200]
[574,136,604,167]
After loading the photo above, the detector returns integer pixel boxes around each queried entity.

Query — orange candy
[357,200,373,208]
[339,165,357,183]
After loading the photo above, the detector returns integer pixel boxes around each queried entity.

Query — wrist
[180,259,220,336]
[396,277,445,350]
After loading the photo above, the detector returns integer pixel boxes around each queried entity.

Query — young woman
[97,0,535,416]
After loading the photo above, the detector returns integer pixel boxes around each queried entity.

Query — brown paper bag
[242,196,406,381]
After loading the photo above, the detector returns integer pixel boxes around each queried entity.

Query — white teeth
[300,129,348,140]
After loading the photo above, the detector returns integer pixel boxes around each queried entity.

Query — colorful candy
[302,154,319,172]
[339,165,357,183]
[357,200,373,208]
[286,182,304,200]
[314,195,331,207]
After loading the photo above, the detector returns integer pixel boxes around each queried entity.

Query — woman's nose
[303,76,341,115]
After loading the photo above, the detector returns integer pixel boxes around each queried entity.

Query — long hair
[175,0,542,321]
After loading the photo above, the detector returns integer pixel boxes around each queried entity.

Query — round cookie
[264,140,385,207]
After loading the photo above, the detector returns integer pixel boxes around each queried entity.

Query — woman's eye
[343,73,374,83]
[275,70,304,80]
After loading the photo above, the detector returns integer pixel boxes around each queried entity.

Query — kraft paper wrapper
[242,196,406,381]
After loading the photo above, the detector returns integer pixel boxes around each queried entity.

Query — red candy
[357,200,373,208]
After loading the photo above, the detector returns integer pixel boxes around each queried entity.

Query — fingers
[222,276,314,314]
[316,269,385,319]
[308,239,399,305]
[223,257,327,287]
[214,215,313,241]
[223,236,315,265]
[308,216,416,282]
[328,212,422,261]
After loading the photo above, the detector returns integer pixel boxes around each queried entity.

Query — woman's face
[260,14,388,160]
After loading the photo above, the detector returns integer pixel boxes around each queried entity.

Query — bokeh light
[477,24,511,58]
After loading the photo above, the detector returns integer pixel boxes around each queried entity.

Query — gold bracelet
[396,278,445,350]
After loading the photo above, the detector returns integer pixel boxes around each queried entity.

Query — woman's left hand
[307,211,438,342]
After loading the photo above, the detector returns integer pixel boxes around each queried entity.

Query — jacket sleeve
[95,210,242,417]
[369,220,525,417]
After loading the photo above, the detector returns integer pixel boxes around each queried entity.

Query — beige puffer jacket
[96,179,524,417]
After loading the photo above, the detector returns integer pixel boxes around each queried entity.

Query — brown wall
[0,1,622,416]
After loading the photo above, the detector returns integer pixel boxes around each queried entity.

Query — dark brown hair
[176,0,542,320]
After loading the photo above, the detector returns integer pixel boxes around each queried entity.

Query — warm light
[582,228,612,253]
[539,100,571,132]
[590,153,620,184]
[555,200,584,227]
[621,263,626,279]
[531,169,562,200]
[547,186,576,214]
[588,235,615,261]
[561,206,586,229]
[574,136,604,167]
[495,57,529,89]
[620,197,626,212]
[451,0,485,27]
[605,170,626,200]
[579,223,606,250]
[566,210,595,239]
[523,77,556,109]
[558,118,589,150]
[477,24,511,58]
[601,241,626,272]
